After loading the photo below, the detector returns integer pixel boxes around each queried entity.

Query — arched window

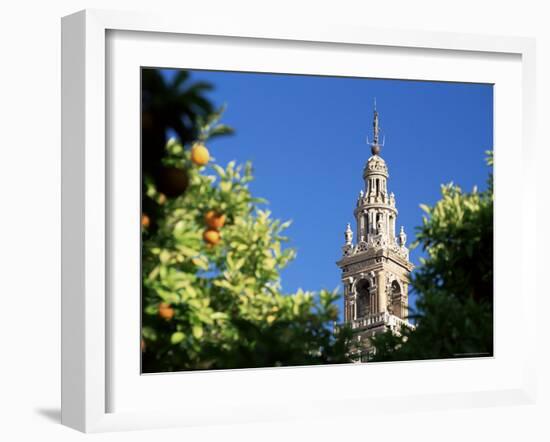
[356,279,370,318]
[390,281,402,317]
[391,280,401,297]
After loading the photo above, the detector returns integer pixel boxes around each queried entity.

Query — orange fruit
[141,213,150,229]
[157,193,167,205]
[204,211,226,229]
[158,302,174,320]
[203,229,221,246]
[191,144,210,166]
[141,339,146,352]
[157,166,189,198]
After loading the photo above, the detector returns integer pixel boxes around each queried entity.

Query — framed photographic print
[61,9,537,432]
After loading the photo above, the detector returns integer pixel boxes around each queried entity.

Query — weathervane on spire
[366,98,384,156]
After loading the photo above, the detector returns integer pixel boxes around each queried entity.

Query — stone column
[377,271,386,314]
[369,211,374,234]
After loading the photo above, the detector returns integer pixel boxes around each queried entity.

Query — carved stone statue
[377,218,385,235]
[399,226,407,247]
[345,223,353,245]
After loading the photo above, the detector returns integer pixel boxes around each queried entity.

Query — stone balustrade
[335,312,414,332]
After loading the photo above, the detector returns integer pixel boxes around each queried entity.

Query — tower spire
[369,100,382,156]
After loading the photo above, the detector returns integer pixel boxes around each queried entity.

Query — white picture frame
[61,9,537,433]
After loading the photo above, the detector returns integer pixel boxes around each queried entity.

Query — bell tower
[336,104,414,362]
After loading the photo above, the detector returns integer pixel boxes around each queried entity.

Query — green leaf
[178,246,199,258]
[212,164,225,178]
[209,124,234,139]
[171,332,185,344]
[220,181,232,193]
[191,256,209,270]
[419,203,431,214]
[192,325,204,339]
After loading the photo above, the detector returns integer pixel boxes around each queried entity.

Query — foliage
[370,152,494,362]
[141,122,351,372]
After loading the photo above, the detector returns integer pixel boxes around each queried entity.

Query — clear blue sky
[160,69,493,317]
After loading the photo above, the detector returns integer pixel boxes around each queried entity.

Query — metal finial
[370,102,381,155]
[373,109,379,145]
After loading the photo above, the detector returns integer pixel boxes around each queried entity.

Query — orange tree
[141,113,352,372]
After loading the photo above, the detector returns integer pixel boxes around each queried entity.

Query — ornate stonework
[336,105,414,362]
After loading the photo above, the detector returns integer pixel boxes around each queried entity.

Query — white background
[0,0,548,441]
